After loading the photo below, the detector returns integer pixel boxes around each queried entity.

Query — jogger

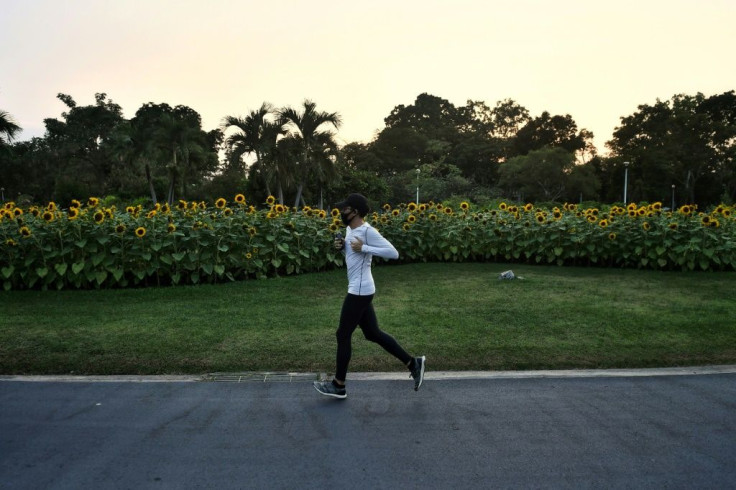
[313,193,425,399]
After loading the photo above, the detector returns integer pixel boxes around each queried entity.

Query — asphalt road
[1,371,735,489]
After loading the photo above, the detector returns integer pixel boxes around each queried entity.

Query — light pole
[0,187,4,202]
[671,184,675,211]
[623,161,630,205]
[416,168,420,204]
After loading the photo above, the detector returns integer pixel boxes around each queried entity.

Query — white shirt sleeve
[361,226,399,260]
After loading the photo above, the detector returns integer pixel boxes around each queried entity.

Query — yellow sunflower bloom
[215,198,227,209]
[93,210,105,224]
[20,226,32,237]
[42,211,55,222]
[266,195,276,205]
[135,226,146,238]
[642,222,651,231]
[235,194,246,204]
[116,224,126,234]
[167,223,176,233]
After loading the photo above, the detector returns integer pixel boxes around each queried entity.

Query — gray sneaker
[313,380,347,399]
[410,356,426,391]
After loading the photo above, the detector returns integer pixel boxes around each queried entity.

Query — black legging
[335,293,412,382]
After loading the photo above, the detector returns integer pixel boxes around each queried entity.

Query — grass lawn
[1,262,735,375]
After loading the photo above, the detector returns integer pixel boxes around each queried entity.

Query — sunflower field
[1,196,735,290]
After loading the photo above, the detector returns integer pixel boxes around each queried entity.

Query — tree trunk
[145,162,157,204]
[294,182,304,209]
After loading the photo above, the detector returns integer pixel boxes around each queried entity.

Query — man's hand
[350,237,364,253]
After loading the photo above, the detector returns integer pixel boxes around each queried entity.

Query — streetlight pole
[623,161,630,205]
[1,187,4,202]
[416,168,420,204]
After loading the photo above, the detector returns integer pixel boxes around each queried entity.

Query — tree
[278,100,342,208]
[42,93,125,201]
[513,112,589,157]
[0,110,21,147]
[498,147,575,201]
[221,103,289,203]
[607,92,736,205]
[147,104,218,204]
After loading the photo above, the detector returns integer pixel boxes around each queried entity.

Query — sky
[2,0,735,155]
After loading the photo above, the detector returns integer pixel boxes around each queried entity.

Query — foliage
[1,196,734,291]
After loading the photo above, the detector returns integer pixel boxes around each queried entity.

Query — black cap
[335,193,369,216]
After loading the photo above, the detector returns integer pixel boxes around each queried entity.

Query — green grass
[1,262,735,375]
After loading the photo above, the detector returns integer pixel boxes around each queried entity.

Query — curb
[2,365,735,383]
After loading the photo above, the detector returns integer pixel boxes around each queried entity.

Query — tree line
[1,90,734,208]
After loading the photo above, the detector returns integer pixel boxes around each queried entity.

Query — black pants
[335,293,412,382]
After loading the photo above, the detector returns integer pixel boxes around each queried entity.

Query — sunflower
[608,232,616,240]
[161,203,171,214]
[499,202,507,211]
[88,197,100,207]
[328,223,339,233]
[266,195,276,205]
[407,214,417,223]
[93,210,105,224]
[46,202,57,212]
[536,214,546,224]
[678,205,692,215]
[598,219,609,228]
[723,209,732,218]
[523,203,534,212]
[402,223,411,231]
[553,210,562,220]
[189,201,198,211]
[135,226,146,238]
[637,208,647,217]
[245,252,252,260]
[19,226,32,238]
[586,215,597,223]
[668,222,678,230]
[248,227,257,237]
[223,208,233,217]
[709,218,720,228]
[13,207,23,217]
[651,202,662,212]
[234,194,246,204]
[5,238,17,246]
[42,211,55,222]
[30,207,40,217]
[407,202,417,212]
[382,203,391,211]
[443,207,453,215]
[116,224,126,234]
[215,198,227,209]
[701,216,711,226]
[146,210,157,219]
[628,210,637,217]
[428,214,438,222]
[274,204,285,214]
[391,209,400,217]
[177,200,188,211]
[460,202,469,211]
[419,204,427,212]
[167,223,176,233]
[198,202,206,210]
[642,222,651,231]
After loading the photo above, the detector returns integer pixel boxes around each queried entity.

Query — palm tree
[221,103,289,202]
[278,100,342,208]
[154,113,204,205]
[0,110,21,146]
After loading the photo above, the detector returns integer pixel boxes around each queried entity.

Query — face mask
[341,210,355,226]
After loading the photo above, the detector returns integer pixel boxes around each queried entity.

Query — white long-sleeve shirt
[343,222,399,296]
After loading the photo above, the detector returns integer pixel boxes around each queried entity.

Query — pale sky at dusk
[2,0,735,154]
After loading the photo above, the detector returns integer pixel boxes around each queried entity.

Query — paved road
[1,371,735,489]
